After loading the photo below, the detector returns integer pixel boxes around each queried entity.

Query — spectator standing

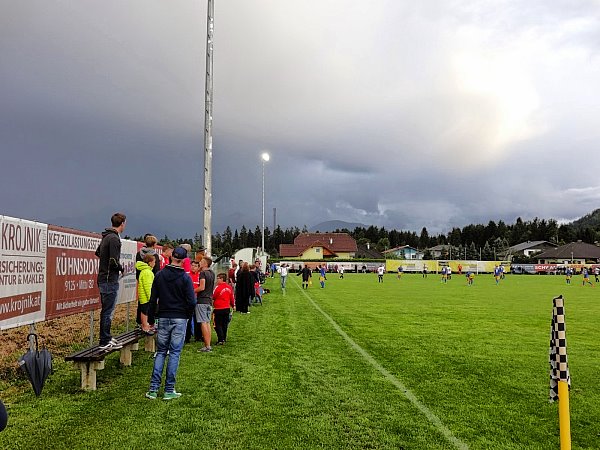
[135,254,156,334]
[228,262,237,288]
[95,212,126,350]
[280,263,289,289]
[195,256,215,352]
[213,273,235,345]
[136,234,160,278]
[159,243,174,270]
[146,246,196,400]
[249,264,261,304]
[185,261,201,343]
[235,262,253,314]
[180,243,192,275]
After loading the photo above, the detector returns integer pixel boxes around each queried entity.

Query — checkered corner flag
[549,295,570,403]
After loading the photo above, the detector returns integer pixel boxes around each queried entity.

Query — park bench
[65,329,155,390]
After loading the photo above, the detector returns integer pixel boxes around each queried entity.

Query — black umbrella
[18,333,52,397]
[0,399,7,432]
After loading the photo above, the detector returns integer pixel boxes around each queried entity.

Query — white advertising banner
[116,239,138,305]
[0,216,48,330]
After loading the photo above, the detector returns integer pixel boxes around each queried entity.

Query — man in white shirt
[280,263,288,289]
[377,265,385,283]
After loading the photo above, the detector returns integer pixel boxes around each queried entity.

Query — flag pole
[558,380,571,450]
[549,295,571,450]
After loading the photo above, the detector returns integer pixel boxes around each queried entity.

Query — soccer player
[565,267,573,285]
[466,271,474,286]
[441,266,448,283]
[494,265,501,285]
[397,265,403,279]
[582,268,594,287]
[377,265,385,283]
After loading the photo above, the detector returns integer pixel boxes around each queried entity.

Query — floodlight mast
[203,0,214,255]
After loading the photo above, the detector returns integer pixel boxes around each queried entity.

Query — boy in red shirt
[213,273,235,345]
[185,261,201,343]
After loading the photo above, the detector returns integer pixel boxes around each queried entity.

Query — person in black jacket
[235,262,253,314]
[146,246,196,400]
[95,212,126,350]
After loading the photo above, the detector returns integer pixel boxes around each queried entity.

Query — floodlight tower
[203,0,215,255]
[261,152,270,255]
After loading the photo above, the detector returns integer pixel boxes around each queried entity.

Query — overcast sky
[2,1,600,240]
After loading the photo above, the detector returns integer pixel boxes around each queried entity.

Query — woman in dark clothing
[235,262,253,314]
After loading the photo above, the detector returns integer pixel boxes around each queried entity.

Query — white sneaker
[99,341,122,351]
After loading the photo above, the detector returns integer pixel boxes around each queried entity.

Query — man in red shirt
[213,273,235,345]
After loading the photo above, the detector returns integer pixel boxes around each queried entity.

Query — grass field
[0,271,598,449]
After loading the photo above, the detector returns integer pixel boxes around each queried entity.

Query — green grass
[1,272,598,449]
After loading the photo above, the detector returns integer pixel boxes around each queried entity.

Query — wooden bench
[65,329,155,390]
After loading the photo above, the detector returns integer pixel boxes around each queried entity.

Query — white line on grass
[293,279,469,450]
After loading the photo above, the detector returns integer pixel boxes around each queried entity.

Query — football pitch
[1,272,598,449]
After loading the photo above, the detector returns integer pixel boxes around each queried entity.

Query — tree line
[131,210,600,260]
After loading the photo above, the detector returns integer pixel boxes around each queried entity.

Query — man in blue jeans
[95,212,127,350]
[146,246,196,400]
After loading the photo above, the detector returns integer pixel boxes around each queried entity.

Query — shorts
[195,303,212,323]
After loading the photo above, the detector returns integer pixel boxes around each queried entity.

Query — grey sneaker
[198,346,212,353]
[163,391,182,400]
[145,391,158,400]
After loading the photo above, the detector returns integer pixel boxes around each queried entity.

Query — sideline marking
[293,278,469,450]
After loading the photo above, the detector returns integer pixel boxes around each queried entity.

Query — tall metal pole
[261,159,265,254]
[261,152,270,254]
[203,0,215,255]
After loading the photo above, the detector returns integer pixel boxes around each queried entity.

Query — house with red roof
[279,233,358,259]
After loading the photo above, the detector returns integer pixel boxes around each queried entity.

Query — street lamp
[261,152,270,255]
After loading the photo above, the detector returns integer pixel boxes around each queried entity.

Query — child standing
[213,273,235,345]
[186,261,201,343]
[135,254,156,334]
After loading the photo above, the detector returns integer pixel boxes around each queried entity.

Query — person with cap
[146,246,196,400]
[95,212,126,350]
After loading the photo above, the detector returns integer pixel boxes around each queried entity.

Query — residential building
[382,245,422,260]
[534,241,600,264]
[279,233,357,260]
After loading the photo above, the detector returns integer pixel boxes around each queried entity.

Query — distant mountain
[310,220,366,233]
[570,208,600,230]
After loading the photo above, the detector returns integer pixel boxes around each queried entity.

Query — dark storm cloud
[2,0,600,242]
